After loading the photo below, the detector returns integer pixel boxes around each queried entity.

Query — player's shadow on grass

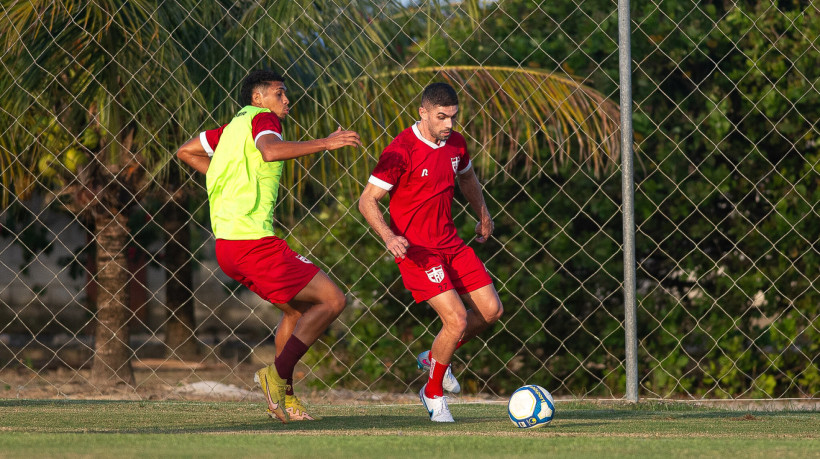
[0,400,438,434]
[0,399,124,407]
[267,415,434,431]
[86,415,451,435]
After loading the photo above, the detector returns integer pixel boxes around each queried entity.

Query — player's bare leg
[279,271,344,421]
[271,299,324,421]
[287,271,346,345]
[417,290,466,422]
[257,271,344,422]
[418,285,501,394]
[427,290,468,369]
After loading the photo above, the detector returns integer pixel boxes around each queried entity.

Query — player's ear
[419,105,427,120]
[252,87,264,106]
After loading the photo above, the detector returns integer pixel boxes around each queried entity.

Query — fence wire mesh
[0,0,817,403]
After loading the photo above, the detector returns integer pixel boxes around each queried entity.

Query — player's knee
[479,298,503,325]
[445,310,468,335]
[326,290,346,317]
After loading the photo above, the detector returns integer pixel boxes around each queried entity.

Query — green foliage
[626,0,820,397]
[290,0,818,398]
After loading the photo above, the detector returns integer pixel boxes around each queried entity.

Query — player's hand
[385,234,409,259]
[475,217,494,243]
[324,126,361,150]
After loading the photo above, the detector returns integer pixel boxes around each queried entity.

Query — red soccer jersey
[198,110,283,154]
[369,122,473,250]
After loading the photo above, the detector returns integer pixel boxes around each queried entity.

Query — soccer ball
[507,385,555,428]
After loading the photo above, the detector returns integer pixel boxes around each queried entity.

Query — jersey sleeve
[251,112,283,145]
[199,124,228,157]
[369,146,407,191]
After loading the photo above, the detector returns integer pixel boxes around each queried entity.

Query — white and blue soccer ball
[507,384,555,428]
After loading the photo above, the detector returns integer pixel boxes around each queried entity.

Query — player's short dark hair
[240,70,285,106]
[421,82,459,108]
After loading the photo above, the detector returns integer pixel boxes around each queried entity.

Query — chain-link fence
[0,0,817,403]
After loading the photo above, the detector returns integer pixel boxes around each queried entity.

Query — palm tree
[0,0,207,385]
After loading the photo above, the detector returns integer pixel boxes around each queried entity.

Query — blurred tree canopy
[313,0,818,398]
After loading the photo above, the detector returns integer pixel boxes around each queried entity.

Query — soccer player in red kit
[358,82,503,422]
[176,70,360,423]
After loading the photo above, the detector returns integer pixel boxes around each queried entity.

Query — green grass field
[1,399,818,458]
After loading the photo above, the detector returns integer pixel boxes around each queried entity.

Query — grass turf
[1,400,818,458]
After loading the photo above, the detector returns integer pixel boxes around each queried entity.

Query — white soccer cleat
[417,350,461,394]
[419,384,455,422]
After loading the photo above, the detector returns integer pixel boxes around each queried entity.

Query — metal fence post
[618,0,639,403]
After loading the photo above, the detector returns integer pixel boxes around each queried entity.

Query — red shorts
[397,244,493,303]
[215,236,320,304]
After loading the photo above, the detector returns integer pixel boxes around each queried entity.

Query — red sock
[425,357,448,398]
[274,353,295,395]
[275,355,295,395]
[274,335,309,381]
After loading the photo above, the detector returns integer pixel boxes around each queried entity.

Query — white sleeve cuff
[457,159,472,175]
[254,130,283,146]
[199,132,214,157]
[368,175,394,191]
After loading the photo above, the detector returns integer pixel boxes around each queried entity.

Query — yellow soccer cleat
[253,366,289,423]
[285,394,322,421]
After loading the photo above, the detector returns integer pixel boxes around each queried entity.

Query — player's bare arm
[257,126,361,162]
[176,137,211,174]
[457,167,494,243]
[358,183,409,259]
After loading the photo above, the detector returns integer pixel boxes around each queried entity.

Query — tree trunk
[162,199,199,359]
[83,229,98,336]
[127,245,149,330]
[90,211,135,386]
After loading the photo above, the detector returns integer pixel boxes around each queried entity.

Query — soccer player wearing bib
[358,83,503,422]
[176,70,361,423]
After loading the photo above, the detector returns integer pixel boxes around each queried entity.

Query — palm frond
[286,65,621,203]
[0,0,211,193]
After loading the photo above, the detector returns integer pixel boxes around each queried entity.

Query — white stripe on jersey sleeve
[254,130,283,146]
[199,132,214,157]
[368,175,394,191]
[457,159,472,175]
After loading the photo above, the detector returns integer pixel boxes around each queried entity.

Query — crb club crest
[451,157,460,173]
[425,265,445,283]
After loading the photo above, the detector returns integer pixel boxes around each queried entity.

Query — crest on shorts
[425,265,445,283]
[295,254,313,264]
[451,157,460,173]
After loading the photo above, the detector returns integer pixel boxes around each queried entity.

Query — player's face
[420,104,459,143]
[255,81,289,119]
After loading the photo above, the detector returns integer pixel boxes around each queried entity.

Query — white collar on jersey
[412,121,447,149]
